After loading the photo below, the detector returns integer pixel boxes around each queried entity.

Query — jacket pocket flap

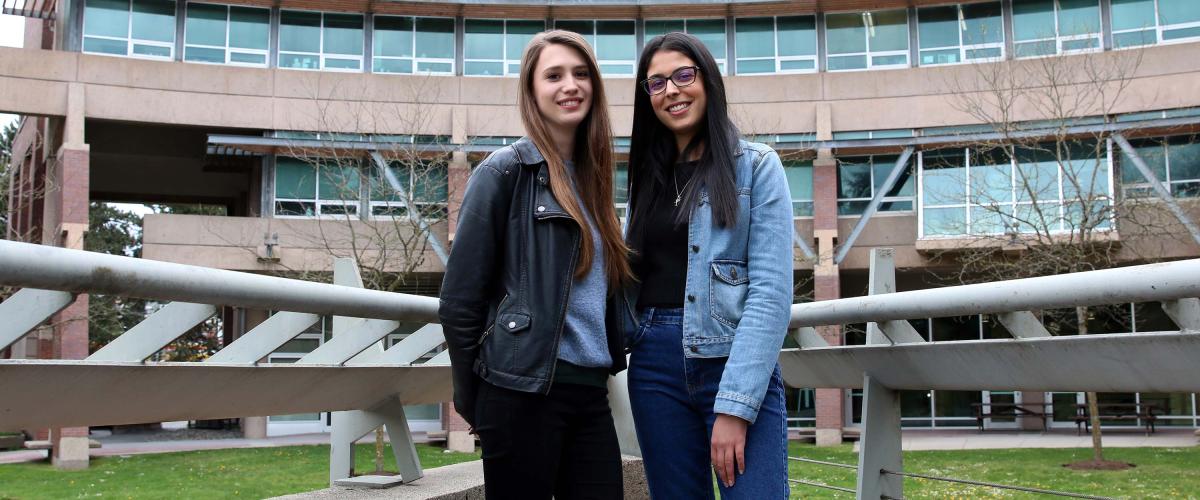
[711,260,749,286]
[496,312,531,334]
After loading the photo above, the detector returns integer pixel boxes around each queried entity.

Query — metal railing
[2,239,1199,497]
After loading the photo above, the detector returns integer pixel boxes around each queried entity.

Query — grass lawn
[2,442,1197,499]
[0,443,480,499]
[788,442,1200,499]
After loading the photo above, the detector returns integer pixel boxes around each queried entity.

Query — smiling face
[532,43,593,137]
[646,50,707,153]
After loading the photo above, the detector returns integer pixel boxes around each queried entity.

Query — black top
[635,161,698,309]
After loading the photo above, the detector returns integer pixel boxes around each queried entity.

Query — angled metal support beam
[330,399,423,485]
[794,232,816,261]
[426,348,451,365]
[369,151,450,265]
[997,311,1052,338]
[300,318,399,365]
[88,302,217,362]
[793,326,829,348]
[0,288,75,351]
[834,147,914,265]
[205,312,320,363]
[1113,133,1200,246]
[866,248,926,345]
[351,324,445,365]
[1162,298,1200,331]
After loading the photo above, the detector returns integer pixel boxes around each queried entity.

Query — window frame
[823,9,911,72]
[1111,0,1200,49]
[463,18,545,77]
[643,18,729,75]
[915,2,1006,67]
[372,15,456,76]
[82,0,177,61]
[182,2,270,68]
[734,16,818,75]
[783,160,815,218]
[1012,0,1103,59]
[916,143,1116,239]
[273,156,365,219]
[553,19,638,77]
[278,9,365,73]
[835,154,917,217]
[368,159,450,220]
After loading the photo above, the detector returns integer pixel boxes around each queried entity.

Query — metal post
[997,311,1052,338]
[369,151,450,265]
[794,232,817,261]
[856,248,907,499]
[88,302,217,362]
[205,312,320,363]
[1112,133,1200,246]
[867,249,925,344]
[835,147,914,265]
[1162,298,1200,331]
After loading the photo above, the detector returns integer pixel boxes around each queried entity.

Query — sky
[1,13,22,129]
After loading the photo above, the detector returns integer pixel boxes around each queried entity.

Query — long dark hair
[627,32,740,253]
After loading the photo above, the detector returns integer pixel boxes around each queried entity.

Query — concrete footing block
[52,436,89,470]
[446,431,475,453]
[816,429,843,447]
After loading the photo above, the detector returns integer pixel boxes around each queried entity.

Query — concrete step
[23,439,102,450]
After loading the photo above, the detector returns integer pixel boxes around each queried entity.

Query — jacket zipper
[479,293,510,345]
[539,212,581,395]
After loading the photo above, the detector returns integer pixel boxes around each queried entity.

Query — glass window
[1013,0,1101,57]
[825,10,909,71]
[369,160,449,218]
[836,154,915,215]
[464,19,545,76]
[279,10,363,71]
[1112,0,1200,48]
[784,161,814,216]
[275,157,361,217]
[184,4,269,66]
[83,0,176,59]
[1122,135,1200,199]
[613,162,629,219]
[555,20,636,76]
[735,16,817,74]
[919,142,1113,238]
[917,2,1004,66]
[373,16,454,75]
[645,18,728,74]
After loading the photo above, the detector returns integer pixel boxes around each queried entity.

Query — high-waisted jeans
[628,307,789,499]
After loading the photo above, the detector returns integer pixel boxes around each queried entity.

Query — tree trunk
[1078,306,1104,462]
[374,426,385,473]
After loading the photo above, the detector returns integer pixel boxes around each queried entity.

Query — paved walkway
[2,429,1195,465]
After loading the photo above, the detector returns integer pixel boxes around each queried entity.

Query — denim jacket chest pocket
[709,259,749,329]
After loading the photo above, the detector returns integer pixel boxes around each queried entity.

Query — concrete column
[445,403,475,453]
[1019,391,1048,431]
[811,150,844,447]
[45,134,91,469]
[240,308,271,439]
[447,151,471,242]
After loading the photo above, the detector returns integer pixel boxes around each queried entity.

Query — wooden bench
[1073,403,1159,435]
[971,403,1049,432]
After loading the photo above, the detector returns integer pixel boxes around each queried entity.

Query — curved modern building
[3,0,1199,444]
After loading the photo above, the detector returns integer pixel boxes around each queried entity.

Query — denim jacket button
[689,345,699,353]
[691,245,699,253]
[687,294,696,302]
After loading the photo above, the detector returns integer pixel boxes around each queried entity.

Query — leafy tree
[85,203,148,352]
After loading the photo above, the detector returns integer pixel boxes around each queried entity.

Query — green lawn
[788,443,1200,499]
[2,442,1197,499]
[0,443,480,499]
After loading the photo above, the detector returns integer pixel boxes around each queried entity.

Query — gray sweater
[556,160,611,369]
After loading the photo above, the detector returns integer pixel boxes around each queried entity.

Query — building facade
[3,0,1200,442]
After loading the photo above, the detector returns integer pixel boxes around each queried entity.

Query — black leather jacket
[438,138,628,426]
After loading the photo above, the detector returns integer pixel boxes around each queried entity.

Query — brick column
[812,151,844,446]
[447,151,471,242]
[45,142,91,469]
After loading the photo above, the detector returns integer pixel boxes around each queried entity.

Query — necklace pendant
[674,195,681,207]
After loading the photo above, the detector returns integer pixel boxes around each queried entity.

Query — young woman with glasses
[622,32,794,499]
[439,30,634,499]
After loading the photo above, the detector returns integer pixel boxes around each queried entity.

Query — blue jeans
[628,307,789,499]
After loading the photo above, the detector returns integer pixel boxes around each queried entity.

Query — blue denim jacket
[626,140,794,423]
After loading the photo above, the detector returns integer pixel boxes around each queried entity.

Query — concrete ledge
[277,456,648,499]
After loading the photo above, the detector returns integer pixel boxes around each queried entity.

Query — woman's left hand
[711,413,749,488]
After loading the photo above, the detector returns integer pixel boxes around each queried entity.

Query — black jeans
[474,380,624,500]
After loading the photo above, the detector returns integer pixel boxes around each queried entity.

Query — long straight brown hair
[518,30,633,287]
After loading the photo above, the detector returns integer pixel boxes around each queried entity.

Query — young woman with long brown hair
[438,30,633,499]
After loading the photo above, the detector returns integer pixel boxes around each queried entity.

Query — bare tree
[927,45,1197,469]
